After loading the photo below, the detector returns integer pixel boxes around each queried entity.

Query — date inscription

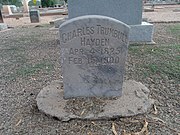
[61,24,127,67]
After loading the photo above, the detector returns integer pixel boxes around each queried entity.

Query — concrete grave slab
[36,80,154,121]
[50,17,67,28]
[59,15,130,98]
[130,22,154,43]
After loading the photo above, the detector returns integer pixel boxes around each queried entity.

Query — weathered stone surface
[130,22,154,43]
[30,10,40,23]
[36,80,154,121]
[68,0,142,25]
[59,15,130,98]
[0,10,3,23]
[2,5,13,15]
[0,23,8,31]
[54,17,66,28]
[67,0,154,43]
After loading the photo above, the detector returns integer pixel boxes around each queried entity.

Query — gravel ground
[143,5,180,22]
[0,22,179,135]
[0,6,180,135]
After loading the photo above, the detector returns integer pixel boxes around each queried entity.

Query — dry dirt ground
[0,6,180,135]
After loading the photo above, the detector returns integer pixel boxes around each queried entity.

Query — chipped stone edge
[36,80,154,121]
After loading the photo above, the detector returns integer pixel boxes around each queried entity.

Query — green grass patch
[129,44,180,81]
[4,61,54,81]
[169,24,180,36]
[15,61,54,77]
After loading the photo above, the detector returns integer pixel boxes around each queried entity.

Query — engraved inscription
[81,37,109,46]
[61,24,128,67]
[61,25,128,44]
[59,16,129,97]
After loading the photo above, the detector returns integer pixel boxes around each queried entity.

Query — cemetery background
[0,3,180,135]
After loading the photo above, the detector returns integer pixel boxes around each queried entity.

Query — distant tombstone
[29,10,40,23]
[0,10,3,23]
[2,5,13,15]
[59,15,130,98]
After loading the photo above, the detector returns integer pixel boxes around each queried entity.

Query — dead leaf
[151,116,166,123]
[80,109,85,116]
[132,120,148,135]
[112,123,118,135]
[153,104,158,115]
[87,131,92,135]
[121,130,131,135]
[15,119,22,126]
[122,120,149,135]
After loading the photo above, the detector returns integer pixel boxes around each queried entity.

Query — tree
[0,0,23,7]
[28,0,41,7]
[41,0,54,7]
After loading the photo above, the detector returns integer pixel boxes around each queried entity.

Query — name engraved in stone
[59,15,130,98]
[80,37,109,46]
[61,25,128,44]
[61,26,95,43]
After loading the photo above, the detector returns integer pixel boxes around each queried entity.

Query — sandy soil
[0,5,179,135]
[2,5,180,27]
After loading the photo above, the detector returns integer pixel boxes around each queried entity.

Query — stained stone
[59,15,130,98]
[30,10,40,23]
[36,80,154,121]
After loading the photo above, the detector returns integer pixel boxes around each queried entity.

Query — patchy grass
[128,44,180,81]
[15,62,54,77]
[3,61,54,81]
[169,24,180,36]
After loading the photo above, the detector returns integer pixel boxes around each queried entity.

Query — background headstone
[68,0,142,25]
[30,10,40,23]
[0,23,8,31]
[2,5,13,15]
[59,15,130,98]
[0,10,3,23]
[68,0,154,43]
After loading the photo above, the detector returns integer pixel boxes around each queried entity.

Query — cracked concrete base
[36,80,154,121]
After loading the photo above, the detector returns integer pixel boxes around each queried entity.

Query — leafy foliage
[0,0,23,7]
[28,0,41,7]
[41,0,54,7]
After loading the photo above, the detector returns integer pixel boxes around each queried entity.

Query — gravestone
[0,10,3,23]
[0,23,8,31]
[68,0,142,25]
[29,10,40,23]
[59,15,129,98]
[68,0,154,43]
[2,5,13,15]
